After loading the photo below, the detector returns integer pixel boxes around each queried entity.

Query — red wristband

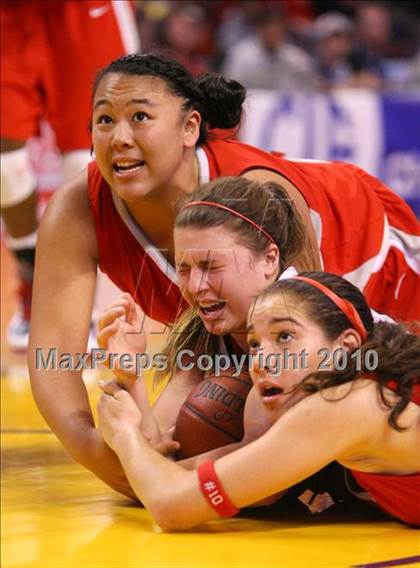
[197,460,239,518]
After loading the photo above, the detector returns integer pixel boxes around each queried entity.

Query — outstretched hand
[98,379,143,451]
[97,293,147,389]
[98,380,181,457]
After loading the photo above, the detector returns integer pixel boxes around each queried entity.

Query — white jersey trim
[111,190,178,284]
[196,147,210,183]
[309,208,324,269]
[344,215,420,291]
[111,1,141,54]
[287,158,331,164]
[344,215,389,290]
[110,147,212,287]
[388,225,420,274]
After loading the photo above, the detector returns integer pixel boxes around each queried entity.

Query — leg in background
[1,139,38,350]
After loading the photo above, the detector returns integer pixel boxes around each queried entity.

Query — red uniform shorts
[1,0,139,151]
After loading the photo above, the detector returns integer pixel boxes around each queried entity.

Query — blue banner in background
[240,90,420,216]
[380,94,420,216]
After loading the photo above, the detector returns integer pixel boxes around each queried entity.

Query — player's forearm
[84,428,137,499]
[127,378,164,445]
[178,441,244,470]
[29,368,135,498]
[46,413,136,499]
[113,427,206,530]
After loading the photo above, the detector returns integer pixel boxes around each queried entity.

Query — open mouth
[199,301,226,316]
[260,385,284,402]
[113,160,145,173]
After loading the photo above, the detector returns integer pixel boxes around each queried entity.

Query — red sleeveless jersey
[88,139,420,324]
[350,378,420,526]
[350,470,420,526]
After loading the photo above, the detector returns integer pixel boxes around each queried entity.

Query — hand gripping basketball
[174,368,253,458]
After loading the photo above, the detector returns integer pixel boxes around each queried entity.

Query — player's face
[91,73,200,201]
[174,226,274,343]
[247,293,337,413]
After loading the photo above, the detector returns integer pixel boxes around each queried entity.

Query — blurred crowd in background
[135,0,420,92]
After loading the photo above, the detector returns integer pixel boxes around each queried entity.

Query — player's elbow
[153,508,196,532]
[150,496,199,532]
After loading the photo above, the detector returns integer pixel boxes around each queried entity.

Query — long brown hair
[156,176,311,384]
[260,272,420,430]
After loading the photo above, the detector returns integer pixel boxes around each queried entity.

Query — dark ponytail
[93,53,246,145]
[195,73,246,130]
[262,272,420,431]
[300,321,419,431]
[356,322,420,430]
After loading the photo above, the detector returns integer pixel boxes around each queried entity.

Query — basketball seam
[182,403,242,442]
[206,374,252,388]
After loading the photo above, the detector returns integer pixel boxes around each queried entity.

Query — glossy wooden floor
[2,244,420,568]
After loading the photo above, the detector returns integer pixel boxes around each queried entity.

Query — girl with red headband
[97,176,409,514]
[96,176,308,455]
[97,271,420,529]
[29,53,419,497]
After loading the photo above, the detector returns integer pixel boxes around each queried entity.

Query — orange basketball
[174,370,253,458]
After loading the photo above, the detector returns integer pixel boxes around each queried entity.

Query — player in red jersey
[86,59,419,325]
[1,0,139,349]
[97,272,420,529]
[95,176,308,456]
[29,53,419,497]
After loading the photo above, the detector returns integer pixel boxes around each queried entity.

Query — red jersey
[88,139,420,324]
[350,470,420,526]
[1,1,139,150]
[350,378,420,526]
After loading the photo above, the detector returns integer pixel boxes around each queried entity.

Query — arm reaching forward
[97,380,377,530]
[28,171,135,498]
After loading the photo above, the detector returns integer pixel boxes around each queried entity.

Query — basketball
[174,369,253,458]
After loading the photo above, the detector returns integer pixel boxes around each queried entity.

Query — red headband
[291,276,368,341]
[182,201,276,245]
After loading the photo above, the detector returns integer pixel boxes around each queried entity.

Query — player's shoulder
[44,168,90,219]
[39,167,96,251]
[283,379,380,434]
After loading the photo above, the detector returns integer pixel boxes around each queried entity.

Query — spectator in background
[222,8,316,91]
[406,49,420,91]
[357,2,392,60]
[355,1,420,91]
[136,1,171,52]
[313,12,383,90]
[313,12,355,89]
[216,1,265,56]
[152,3,212,75]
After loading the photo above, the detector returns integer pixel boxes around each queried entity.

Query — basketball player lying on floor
[30,53,420,498]
[98,271,420,529]
[96,175,311,457]
[98,175,368,512]
[98,175,396,458]
[96,177,418,522]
